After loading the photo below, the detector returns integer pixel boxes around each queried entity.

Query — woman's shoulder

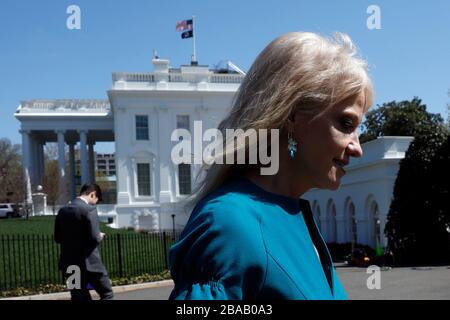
[190,179,261,228]
[175,179,267,253]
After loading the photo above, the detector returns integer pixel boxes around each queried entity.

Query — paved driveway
[113,266,450,300]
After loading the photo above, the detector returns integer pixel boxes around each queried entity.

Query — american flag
[176,19,193,32]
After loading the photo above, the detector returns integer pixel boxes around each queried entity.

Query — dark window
[137,163,151,196]
[177,115,190,130]
[178,164,191,195]
[136,115,149,140]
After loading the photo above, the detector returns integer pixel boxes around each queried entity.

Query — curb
[1,279,174,300]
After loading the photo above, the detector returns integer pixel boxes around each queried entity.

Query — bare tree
[43,143,60,214]
[0,138,24,203]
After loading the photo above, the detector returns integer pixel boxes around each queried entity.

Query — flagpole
[192,15,197,64]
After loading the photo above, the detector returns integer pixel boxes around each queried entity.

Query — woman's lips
[333,159,347,174]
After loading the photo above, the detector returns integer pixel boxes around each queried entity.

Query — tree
[378,98,450,264]
[359,97,445,143]
[429,136,450,241]
[0,138,24,203]
[43,144,60,214]
[447,89,450,128]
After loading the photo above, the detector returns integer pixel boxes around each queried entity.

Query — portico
[15,100,114,211]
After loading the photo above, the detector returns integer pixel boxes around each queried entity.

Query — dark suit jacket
[54,198,107,274]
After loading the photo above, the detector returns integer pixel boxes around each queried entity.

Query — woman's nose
[347,135,363,158]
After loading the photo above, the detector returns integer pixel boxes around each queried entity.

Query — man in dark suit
[54,183,114,300]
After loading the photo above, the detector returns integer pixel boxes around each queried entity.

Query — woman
[169,31,374,300]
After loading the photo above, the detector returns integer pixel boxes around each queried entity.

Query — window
[178,164,191,195]
[176,115,190,141]
[137,163,151,196]
[136,115,149,140]
[177,115,190,130]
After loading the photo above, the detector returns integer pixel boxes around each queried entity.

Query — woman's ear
[286,112,296,132]
[290,111,308,142]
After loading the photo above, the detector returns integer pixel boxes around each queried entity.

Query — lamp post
[171,214,176,240]
[446,225,450,266]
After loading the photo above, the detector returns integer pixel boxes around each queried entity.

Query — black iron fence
[0,231,182,291]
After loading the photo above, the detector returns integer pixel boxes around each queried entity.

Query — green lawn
[0,216,178,291]
[0,216,134,235]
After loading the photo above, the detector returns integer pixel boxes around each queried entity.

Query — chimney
[152,57,170,73]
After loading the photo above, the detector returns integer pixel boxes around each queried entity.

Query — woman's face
[293,92,367,191]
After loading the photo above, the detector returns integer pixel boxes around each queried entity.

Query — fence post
[117,234,123,278]
[163,231,168,270]
[0,235,3,290]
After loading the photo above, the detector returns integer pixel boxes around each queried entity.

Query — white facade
[303,136,413,248]
[108,58,242,231]
[15,57,413,246]
[15,58,243,231]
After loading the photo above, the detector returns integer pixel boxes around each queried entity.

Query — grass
[0,216,135,235]
[0,216,179,292]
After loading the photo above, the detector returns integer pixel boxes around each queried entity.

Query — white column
[193,107,207,190]
[20,130,33,215]
[158,107,173,202]
[69,143,76,200]
[29,136,37,188]
[35,142,41,186]
[41,143,45,185]
[79,130,89,185]
[151,109,160,203]
[88,143,95,183]
[56,130,67,205]
[114,107,130,204]
[37,142,45,187]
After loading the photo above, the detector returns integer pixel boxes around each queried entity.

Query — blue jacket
[169,177,347,300]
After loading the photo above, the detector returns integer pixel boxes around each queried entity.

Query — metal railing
[16,100,111,114]
[0,231,182,291]
[112,72,244,84]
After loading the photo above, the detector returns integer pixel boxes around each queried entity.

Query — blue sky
[1,0,449,152]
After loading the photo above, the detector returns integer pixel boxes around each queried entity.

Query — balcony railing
[16,100,111,114]
[112,72,244,85]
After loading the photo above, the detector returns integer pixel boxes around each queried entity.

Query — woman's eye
[341,119,355,132]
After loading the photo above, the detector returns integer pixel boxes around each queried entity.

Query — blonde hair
[185,31,374,210]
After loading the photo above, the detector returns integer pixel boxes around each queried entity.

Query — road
[113,266,450,300]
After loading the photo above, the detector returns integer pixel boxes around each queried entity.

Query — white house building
[15,57,243,231]
[15,56,413,249]
[109,58,243,231]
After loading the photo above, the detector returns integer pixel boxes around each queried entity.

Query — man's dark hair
[79,183,103,202]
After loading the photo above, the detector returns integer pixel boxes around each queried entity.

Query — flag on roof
[176,19,193,32]
[181,30,193,39]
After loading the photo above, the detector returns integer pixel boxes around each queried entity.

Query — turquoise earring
[288,132,298,160]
